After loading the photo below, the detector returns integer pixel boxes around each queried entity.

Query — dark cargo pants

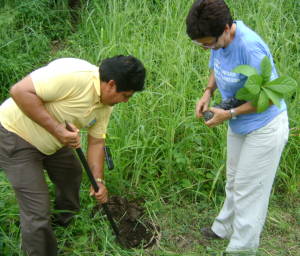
[0,123,82,256]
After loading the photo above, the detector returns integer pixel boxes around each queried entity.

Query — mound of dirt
[91,196,159,249]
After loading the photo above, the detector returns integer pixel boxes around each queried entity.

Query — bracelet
[204,87,214,97]
[95,178,105,185]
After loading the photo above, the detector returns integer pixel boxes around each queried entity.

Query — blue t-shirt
[209,20,286,135]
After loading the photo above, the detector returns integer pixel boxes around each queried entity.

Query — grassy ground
[143,198,300,255]
[1,177,299,255]
[0,0,299,255]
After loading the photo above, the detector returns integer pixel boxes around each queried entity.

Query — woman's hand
[195,90,211,119]
[205,107,231,128]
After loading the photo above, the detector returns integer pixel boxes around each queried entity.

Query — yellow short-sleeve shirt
[0,58,113,155]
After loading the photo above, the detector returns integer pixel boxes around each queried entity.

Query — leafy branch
[232,56,298,113]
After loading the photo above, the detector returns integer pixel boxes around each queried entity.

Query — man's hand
[53,122,81,149]
[87,135,106,203]
[195,91,211,119]
[205,107,231,128]
[89,182,108,203]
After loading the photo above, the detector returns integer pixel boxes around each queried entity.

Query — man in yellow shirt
[0,55,146,256]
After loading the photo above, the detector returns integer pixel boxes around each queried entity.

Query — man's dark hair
[186,0,233,40]
[99,55,146,92]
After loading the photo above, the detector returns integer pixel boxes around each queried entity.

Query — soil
[91,196,159,249]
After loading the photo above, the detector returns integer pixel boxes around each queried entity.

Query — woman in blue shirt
[186,0,289,253]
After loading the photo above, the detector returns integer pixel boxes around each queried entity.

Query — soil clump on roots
[91,195,159,249]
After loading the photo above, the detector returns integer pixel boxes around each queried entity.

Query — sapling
[233,55,298,113]
[204,56,298,121]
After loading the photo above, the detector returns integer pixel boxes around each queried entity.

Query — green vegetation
[0,0,299,255]
[234,55,297,113]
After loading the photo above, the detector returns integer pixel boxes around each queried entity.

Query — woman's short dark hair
[99,55,146,92]
[186,0,233,40]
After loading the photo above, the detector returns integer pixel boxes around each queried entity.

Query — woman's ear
[224,24,230,33]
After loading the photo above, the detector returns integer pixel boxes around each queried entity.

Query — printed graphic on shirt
[212,58,245,99]
[213,58,240,85]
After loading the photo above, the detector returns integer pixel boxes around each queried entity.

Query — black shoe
[51,214,71,228]
[51,216,67,228]
[200,227,222,240]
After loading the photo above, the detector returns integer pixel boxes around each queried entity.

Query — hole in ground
[91,195,160,249]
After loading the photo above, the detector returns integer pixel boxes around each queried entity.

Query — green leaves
[244,74,262,94]
[261,56,272,84]
[264,76,298,93]
[250,94,259,107]
[236,88,255,101]
[263,87,281,108]
[232,65,258,77]
[233,55,297,113]
[257,90,269,113]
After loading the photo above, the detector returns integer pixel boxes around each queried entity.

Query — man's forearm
[87,136,108,203]
[10,75,60,134]
[87,136,106,180]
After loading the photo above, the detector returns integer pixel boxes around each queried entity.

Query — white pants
[212,111,289,253]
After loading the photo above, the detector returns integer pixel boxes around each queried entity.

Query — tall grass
[0,0,73,101]
[0,0,299,254]
[62,0,229,203]
[63,0,299,202]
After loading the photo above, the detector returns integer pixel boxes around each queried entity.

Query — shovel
[64,120,127,249]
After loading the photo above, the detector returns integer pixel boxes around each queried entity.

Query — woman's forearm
[234,100,274,117]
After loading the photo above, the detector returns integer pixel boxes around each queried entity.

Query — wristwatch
[230,108,236,119]
[95,178,105,185]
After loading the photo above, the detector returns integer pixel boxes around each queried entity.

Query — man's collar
[93,68,100,97]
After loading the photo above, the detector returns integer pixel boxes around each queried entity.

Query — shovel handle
[64,120,127,249]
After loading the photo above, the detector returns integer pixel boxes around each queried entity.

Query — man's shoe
[200,227,222,240]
